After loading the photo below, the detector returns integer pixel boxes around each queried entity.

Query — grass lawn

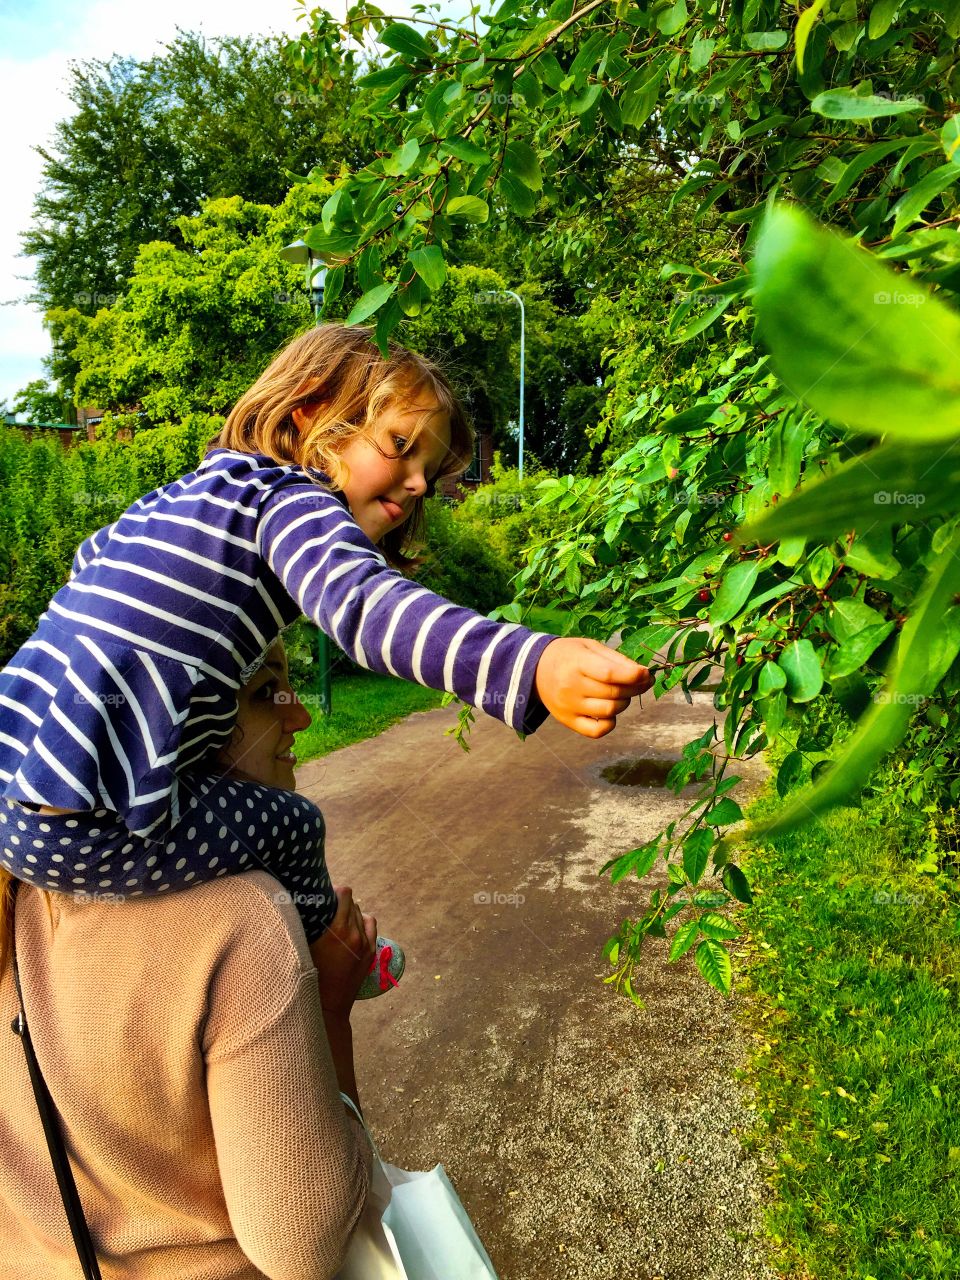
[736,780,960,1279]
[293,666,447,763]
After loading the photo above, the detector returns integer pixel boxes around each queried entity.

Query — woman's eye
[392,435,408,452]
[256,681,276,701]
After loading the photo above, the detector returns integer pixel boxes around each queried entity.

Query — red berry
[698,589,711,603]
[722,531,733,542]
[668,467,679,479]
[736,654,744,667]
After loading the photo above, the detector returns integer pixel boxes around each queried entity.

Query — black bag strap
[9,880,102,1279]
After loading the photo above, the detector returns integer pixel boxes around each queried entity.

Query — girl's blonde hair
[213,324,475,570]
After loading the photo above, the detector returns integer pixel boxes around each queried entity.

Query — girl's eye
[255,681,276,701]
[392,435,408,453]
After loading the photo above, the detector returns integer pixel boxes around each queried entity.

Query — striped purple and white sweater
[0,448,555,838]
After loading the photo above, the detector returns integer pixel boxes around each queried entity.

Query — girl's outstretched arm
[258,479,556,735]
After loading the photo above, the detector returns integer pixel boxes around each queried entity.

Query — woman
[0,637,374,1278]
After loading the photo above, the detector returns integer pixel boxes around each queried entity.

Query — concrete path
[297,684,779,1280]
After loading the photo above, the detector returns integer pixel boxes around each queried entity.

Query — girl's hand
[308,885,377,1017]
[534,637,654,738]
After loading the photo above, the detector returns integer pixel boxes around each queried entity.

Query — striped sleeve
[257,482,556,735]
[69,522,115,582]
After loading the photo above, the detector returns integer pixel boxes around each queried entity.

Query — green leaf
[408,245,446,291]
[778,638,823,702]
[698,911,740,941]
[767,413,806,496]
[383,137,421,176]
[620,60,669,129]
[757,661,787,696]
[669,294,734,344]
[695,938,732,994]
[745,30,789,49]
[569,82,603,115]
[808,546,834,589]
[795,0,828,73]
[439,138,491,165]
[867,0,899,39]
[722,864,753,904]
[844,531,901,579]
[656,0,688,35]
[504,139,543,191]
[445,195,489,222]
[888,164,960,237]
[828,598,888,642]
[690,34,715,72]
[397,271,427,317]
[753,203,960,442]
[745,524,960,841]
[683,827,713,885]
[707,797,744,827]
[499,172,538,217]
[811,88,925,119]
[668,918,700,962]
[828,621,895,677]
[357,65,413,90]
[740,439,960,547]
[709,560,759,626]
[344,280,397,325]
[380,22,432,61]
[776,749,805,797]
[601,841,659,883]
[943,115,960,165]
[621,622,676,664]
[659,401,721,434]
[824,136,924,209]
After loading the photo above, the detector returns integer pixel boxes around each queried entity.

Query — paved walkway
[297,684,779,1280]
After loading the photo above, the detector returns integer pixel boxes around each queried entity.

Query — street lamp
[279,239,327,320]
[501,291,525,485]
[280,238,332,715]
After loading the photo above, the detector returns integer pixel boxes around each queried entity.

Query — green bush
[0,415,219,664]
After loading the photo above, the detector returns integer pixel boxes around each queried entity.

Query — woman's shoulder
[47,869,316,983]
[169,869,316,973]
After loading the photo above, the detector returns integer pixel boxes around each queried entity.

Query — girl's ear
[291,405,312,433]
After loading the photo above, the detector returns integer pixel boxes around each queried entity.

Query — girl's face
[215,640,312,791]
[295,392,452,545]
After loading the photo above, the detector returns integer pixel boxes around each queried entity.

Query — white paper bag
[335,1095,499,1280]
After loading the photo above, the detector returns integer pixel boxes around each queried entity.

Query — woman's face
[216,641,312,790]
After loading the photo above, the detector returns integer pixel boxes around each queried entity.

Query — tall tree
[22,31,369,318]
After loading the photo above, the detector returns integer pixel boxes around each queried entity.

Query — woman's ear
[292,405,312,434]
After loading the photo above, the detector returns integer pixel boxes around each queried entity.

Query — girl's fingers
[581,696,631,717]
[578,648,652,694]
[572,714,617,738]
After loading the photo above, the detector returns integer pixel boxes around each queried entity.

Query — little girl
[0,324,651,970]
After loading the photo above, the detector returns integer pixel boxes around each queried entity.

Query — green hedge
[0,416,219,662]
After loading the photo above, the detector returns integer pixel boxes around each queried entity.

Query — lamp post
[280,238,332,715]
[502,291,525,485]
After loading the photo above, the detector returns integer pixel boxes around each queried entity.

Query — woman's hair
[0,870,12,974]
[0,868,56,976]
[213,324,475,571]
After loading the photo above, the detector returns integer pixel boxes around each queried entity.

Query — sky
[0,0,349,413]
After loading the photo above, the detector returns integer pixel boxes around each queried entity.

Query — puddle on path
[599,757,676,787]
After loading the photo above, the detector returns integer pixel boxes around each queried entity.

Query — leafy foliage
[283,0,960,996]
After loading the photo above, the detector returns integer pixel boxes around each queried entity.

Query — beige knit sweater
[0,870,372,1279]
